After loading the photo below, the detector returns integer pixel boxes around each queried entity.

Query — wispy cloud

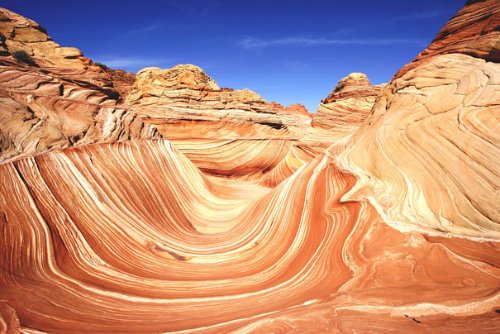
[238,37,427,50]
[91,56,176,71]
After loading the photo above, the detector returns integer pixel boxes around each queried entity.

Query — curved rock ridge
[167,138,316,182]
[312,73,385,138]
[337,0,500,239]
[0,8,160,162]
[0,140,498,333]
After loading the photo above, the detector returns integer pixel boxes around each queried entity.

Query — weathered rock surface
[0,8,159,162]
[338,0,500,239]
[100,66,136,100]
[313,72,385,137]
[0,1,499,333]
[126,65,312,134]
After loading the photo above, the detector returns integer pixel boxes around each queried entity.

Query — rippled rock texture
[0,1,499,333]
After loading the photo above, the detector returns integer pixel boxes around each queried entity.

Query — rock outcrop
[0,8,159,162]
[396,0,499,78]
[123,65,321,179]
[312,72,385,137]
[126,65,312,136]
[337,0,500,239]
[122,65,321,179]
[272,102,311,116]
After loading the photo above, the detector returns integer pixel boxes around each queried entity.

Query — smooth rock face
[0,1,499,333]
[313,72,385,138]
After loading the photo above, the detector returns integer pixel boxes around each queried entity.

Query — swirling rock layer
[0,1,499,333]
[338,0,500,239]
[1,141,499,333]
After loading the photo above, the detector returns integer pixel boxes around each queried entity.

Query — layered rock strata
[338,0,500,239]
[0,1,499,333]
[1,141,498,333]
[313,72,385,138]
[126,65,312,135]
[0,8,158,162]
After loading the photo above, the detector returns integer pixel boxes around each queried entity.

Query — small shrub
[12,50,38,66]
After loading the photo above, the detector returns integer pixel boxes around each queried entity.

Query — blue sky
[2,0,463,111]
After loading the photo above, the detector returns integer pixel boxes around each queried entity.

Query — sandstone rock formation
[0,8,158,162]
[0,1,499,333]
[1,140,499,333]
[337,0,500,240]
[313,72,385,138]
[123,64,319,179]
[126,65,312,136]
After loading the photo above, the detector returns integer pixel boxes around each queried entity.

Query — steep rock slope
[338,0,500,239]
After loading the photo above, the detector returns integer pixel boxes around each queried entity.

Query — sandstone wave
[0,1,499,333]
